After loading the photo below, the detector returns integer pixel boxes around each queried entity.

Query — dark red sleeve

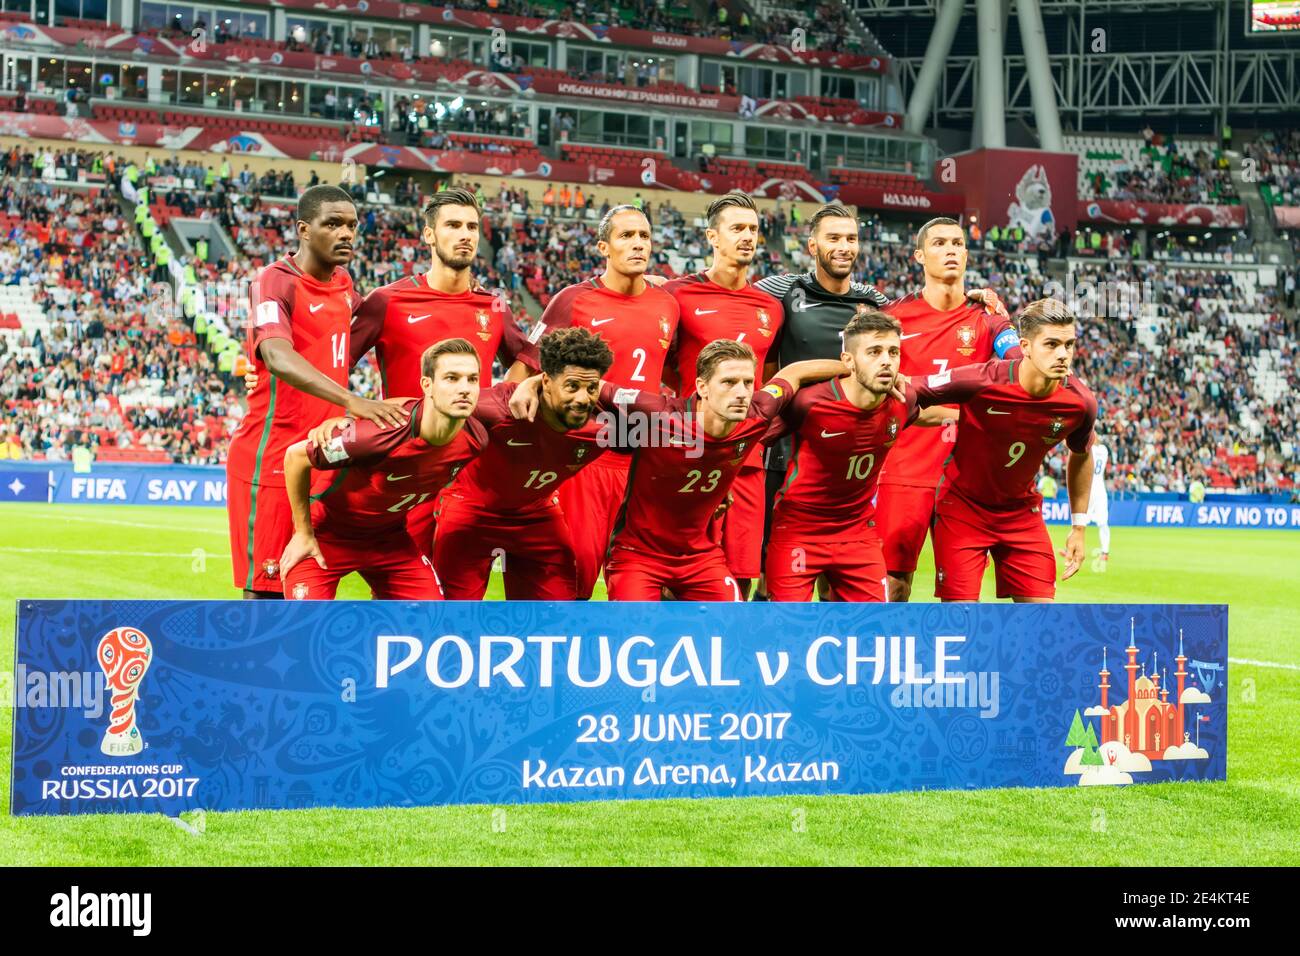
[913,360,998,408]
[902,383,920,426]
[762,381,815,443]
[518,283,581,371]
[598,381,682,416]
[349,286,388,366]
[748,377,795,421]
[473,380,519,428]
[1066,389,1098,454]
[248,264,296,359]
[497,308,529,367]
[305,399,416,470]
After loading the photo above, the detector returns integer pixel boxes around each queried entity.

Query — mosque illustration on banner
[1063,619,1214,786]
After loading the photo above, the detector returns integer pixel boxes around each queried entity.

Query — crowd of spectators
[1245,129,1300,208]
[1081,135,1238,206]
[392,97,530,145]
[1,150,1294,494]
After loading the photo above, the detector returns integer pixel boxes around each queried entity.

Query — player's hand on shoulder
[346,395,407,429]
[643,274,668,288]
[280,530,326,578]
[308,416,351,448]
[508,374,544,421]
[890,372,911,403]
[967,287,1009,319]
[712,492,734,522]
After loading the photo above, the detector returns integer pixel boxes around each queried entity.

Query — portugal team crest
[97,627,152,757]
[292,582,310,600]
[263,559,279,579]
[956,325,976,356]
[887,418,899,440]
[757,309,772,336]
[659,317,671,349]
[1044,417,1065,444]
[475,309,491,341]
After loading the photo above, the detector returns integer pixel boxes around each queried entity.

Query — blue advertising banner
[1042,497,1300,529]
[4,461,1297,527]
[9,601,1227,816]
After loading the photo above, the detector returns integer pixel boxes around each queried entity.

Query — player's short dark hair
[915,217,962,250]
[706,191,757,230]
[596,204,649,243]
[1017,298,1077,340]
[296,185,355,224]
[696,339,756,382]
[423,187,480,227]
[842,309,902,350]
[809,201,858,235]
[539,327,614,378]
[421,337,478,378]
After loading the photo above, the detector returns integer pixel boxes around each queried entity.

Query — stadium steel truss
[852,0,1300,135]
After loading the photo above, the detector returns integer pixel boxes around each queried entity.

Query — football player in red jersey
[278,339,486,600]
[435,328,615,600]
[877,216,1024,603]
[913,299,1097,603]
[766,310,948,602]
[226,185,407,599]
[662,191,782,598]
[347,187,531,561]
[516,204,680,599]
[589,341,844,601]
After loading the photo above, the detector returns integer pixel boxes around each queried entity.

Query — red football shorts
[606,544,743,601]
[556,453,629,599]
[403,497,438,562]
[765,531,888,602]
[282,532,443,600]
[874,483,936,575]
[932,489,1056,601]
[434,494,577,600]
[227,474,293,593]
[719,466,766,579]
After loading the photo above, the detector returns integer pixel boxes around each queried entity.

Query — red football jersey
[770,378,919,541]
[519,277,679,390]
[447,381,607,514]
[350,276,527,397]
[606,378,794,557]
[881,292,1020,488]
[305,398,487,538]
[914,358,1097,510]
[662,273,783,391]
[227,257,354,487]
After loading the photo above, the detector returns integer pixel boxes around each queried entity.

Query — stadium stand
[1246,129,1300,208]
[1067,132,1239,205]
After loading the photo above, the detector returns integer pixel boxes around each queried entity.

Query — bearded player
[662,191,783,598]
[877,216,1023,602]
[347,187,531,560]
[226,185,407,599]
[766,310,948,602]
[515,204,679,599]
[278,339,486,600]
[913,299,1097,602]
[435,327,615,600]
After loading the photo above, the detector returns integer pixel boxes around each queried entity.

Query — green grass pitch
[2,502,1298,865]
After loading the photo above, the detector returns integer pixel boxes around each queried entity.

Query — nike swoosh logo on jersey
[309,303,325,313]
[694,308,718,315]
[900,332,923,340]
[793,301,820,312]
[386,474,413,481]
[986,407,1011,415]
[820,430,846,438]
[590,317,616,326]
[407,313,431,323]
[507,439,533,446]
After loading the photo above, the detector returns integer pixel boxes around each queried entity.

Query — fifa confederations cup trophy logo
[97,626,153,757]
